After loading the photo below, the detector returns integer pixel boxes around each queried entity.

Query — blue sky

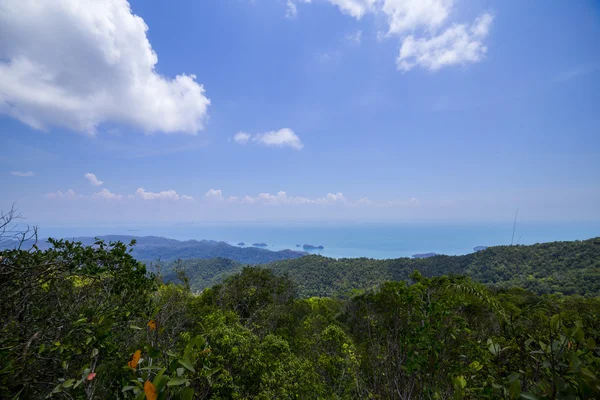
[1,0,599,225]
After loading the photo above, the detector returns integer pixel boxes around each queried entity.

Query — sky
[1,0,600,226]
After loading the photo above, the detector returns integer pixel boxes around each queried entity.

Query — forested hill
[172,238,600,297]
[32,235,306,264]
[267,238,600,297]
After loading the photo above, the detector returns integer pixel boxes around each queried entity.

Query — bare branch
[0,204,38,250]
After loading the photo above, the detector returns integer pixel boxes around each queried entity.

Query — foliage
[2,238,600,399]
[162,258,243,293]
[264,238,600,297]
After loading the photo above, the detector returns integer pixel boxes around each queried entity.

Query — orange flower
[128,349,142,369]
[147,319,157,331]
[144,380,157,400]
[87,372,96,381]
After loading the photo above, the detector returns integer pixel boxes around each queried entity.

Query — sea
[32,221,600,260]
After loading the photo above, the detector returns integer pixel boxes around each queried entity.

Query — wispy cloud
[45,189,77,199]
[232,132,251,145]
[553,64,599,83]
[42,185,419,209]
[10,171,34,177]
[378,197,420,207]
[136,188,194,201]
[345,30,362,45]
[285,0,298,19]
[222,190,347,206]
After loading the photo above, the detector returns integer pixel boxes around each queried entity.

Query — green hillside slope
[172,238,600,297]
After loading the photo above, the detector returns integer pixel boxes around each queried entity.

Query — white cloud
[84,173,103,186]
[205,189,224,201]
[45,189,77,199]
[233,131,251,145]
[135,188,193,201]
[327,0,376,19]
[10,171,34,177]
[242,195,257,204]
[257,191,314,205]
[380,0,452,35]
[315,192,346,204]
[285,0,298,18]
[93,188,123,200]
[234,128,304,150]
[397,13,493,71]
[0,0,210,134]
[253,128,304,150]
[231,191,348,206]
[294,0,493,71]
[355,197,373,205]
[345,30,362,44]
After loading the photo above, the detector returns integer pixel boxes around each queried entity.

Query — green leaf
[180,387,194,400]
[146,345,161,358]
[487,339,500,356]
[453,375,467,389]
[152,368,166,387]
[573,327,584,342]
[129,325,143,330]
[468,361,482,371]
[550,314,560,331]
[520,393,540,400]
[62,379,76,388]
[586,337,596,350]
[167,377,190,386]
[509,379,521,399]
[178,358,195,373]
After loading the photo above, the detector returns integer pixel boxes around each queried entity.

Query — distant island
[412,253,438,259]
[296,245,301,247]
[303,244,324,250]
[237,242,245,246]
[474,246,488,252]
[252,243,268,247]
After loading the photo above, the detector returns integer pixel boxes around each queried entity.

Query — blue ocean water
[34,221,600,259]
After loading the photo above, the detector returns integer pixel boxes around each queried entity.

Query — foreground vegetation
[166,238,600,297]
[2,239,600,399]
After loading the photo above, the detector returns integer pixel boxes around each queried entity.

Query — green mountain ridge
[167,237,600,297]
